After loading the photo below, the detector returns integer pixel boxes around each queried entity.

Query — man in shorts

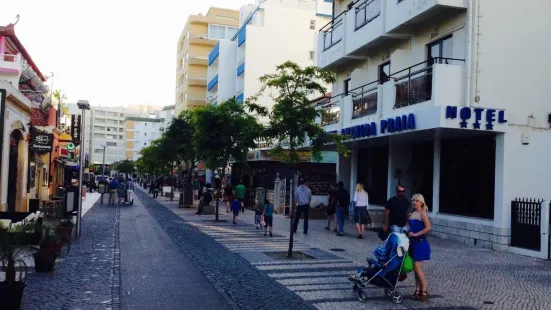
[235,181,246,212]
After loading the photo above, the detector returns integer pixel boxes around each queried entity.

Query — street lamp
[76,100,90,238]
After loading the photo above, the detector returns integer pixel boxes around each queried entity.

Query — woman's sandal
[414,291,428,301]
[411,290,419,300]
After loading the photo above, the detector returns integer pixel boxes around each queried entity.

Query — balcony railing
[354,0,381,31]
[317,97,341,126]
[350,80,378,119]
[320,11,346,51]
[391,57,464,109]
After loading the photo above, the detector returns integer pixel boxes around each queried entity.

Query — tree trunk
[287,144,296,258]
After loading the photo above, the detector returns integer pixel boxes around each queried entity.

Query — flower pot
[0,281,26,310]
[40,241,62,256]
[57,226,73,243]
[33,252,57,273]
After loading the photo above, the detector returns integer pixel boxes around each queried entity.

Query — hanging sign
[30,128,54,153]
[70,115,81,146]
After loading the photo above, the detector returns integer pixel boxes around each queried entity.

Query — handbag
[400,252,414,274]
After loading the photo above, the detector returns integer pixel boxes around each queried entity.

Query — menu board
[300,172,335,196]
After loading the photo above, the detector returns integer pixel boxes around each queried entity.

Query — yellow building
[175,7,239,115]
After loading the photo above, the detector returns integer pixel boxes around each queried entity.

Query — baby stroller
[348,232,412,304]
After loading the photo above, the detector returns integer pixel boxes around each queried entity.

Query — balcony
[208,43,220,66]
[317,11,346,69]
[317,95,343,133]
[0,54,21,74]
[187,96,207,107]
[346,0,385,55]
[350,80,379,119]
[385,0,467,33]
[207,74,218,91]
[188,55,208,66]
[186,76,207,86]
[190,34,218,46]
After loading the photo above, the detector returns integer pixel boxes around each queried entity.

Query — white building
[124,116,163,161]
[207,0,332,109]
[89,106,128,165]
[317,0,551,257]
[155,104,176,131]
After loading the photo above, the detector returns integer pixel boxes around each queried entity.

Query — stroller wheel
[392,293,403,304]
[385,288,394,297]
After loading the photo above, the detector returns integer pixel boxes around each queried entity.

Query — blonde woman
[408,194,432,302]
[353,183,369,239]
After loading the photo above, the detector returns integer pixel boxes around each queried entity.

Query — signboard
[300,172,335,196]
[445,106,507,130]
[70,114,81,146]
[30,128,54,153]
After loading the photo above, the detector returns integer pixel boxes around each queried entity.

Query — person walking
[293,179,312,235]
[108,177,119,206]
[384,185,411,233]
[263,199,274,237]
[224,183,234,213]
[235,181,246,212]
[152,178,161,199]
[231,197,241,225]
[334,181,350,236]
[117,177,127,205]
[408,193,432,301]
[353,183,369,239]
[254,202,265,229]
[325,183,337,232]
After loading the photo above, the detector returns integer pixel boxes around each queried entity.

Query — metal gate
[510,198,543,251]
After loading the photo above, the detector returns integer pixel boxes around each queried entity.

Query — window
[106,142,117,146]
[144,143,146,146]
[208,24,239,39]
[309,51,315,60]
[94,149,103,153]
[428,35,453,63]
[145,123,148,126]
[144,133,147,136]
[379,62,390,84]
[310,20,316,30]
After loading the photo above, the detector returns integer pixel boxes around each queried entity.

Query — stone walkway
[153,192,551,310]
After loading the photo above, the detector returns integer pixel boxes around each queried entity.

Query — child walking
[231,197,241,225]
[255,203,265,229]
[263,199,274,237]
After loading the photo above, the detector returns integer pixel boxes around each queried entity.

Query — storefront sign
[30,128,54,153]
[340,113,416,139]
[445,106,507,130]
[70,115,81,146]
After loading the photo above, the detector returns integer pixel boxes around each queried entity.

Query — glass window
[310,20,316,30]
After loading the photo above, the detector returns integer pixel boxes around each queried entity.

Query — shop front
[330,104,526,251]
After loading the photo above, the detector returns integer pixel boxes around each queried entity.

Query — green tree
[193,98,263,220]
[115,159,135,176]
[249,61,349,257]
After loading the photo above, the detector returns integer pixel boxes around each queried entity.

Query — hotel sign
[338,113,417,139]
[445,106,507,130]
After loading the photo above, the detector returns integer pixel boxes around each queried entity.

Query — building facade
[175,7,240,115]
[1,23,53,212]
[89,106,128,165]
[317,0,551,255]
[124,116,163,161]
[207,0,332,110]
[155,104,176,131]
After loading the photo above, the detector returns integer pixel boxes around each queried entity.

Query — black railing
[390,57,464,109]
[354,0,381,31]
[350,80,379,119]
[319,11,346,51]
[510,198,544,251]
[317,96,342,126]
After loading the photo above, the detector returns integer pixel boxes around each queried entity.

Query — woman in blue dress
[407,193,432,302]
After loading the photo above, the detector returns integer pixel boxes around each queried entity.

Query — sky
[1,0,252,107]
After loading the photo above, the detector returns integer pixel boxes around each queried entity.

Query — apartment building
[124,116,163,161]
[317,0,551,257]
[155,104,176,131]
[207,0,332,110]
[175,7,240,115]
[89,106,128,165]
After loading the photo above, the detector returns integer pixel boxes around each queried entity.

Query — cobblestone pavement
[133,188,316,310]
[155,192,551,310]
[21,198,121,310]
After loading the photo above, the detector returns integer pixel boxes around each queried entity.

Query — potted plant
[34,227,60,273]
[0,222,37,310]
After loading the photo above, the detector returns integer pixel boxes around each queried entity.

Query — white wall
[243,4,330,114]
[218,40,238,103]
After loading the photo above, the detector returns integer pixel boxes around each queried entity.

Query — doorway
[357,147,389,205]
[411,141,434,210]
[7,130,22,212]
